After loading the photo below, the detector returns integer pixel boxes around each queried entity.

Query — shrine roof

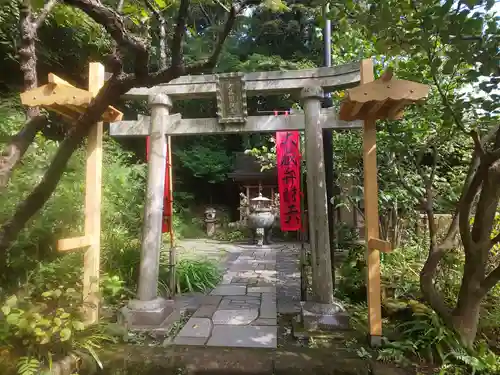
[228,152,277,182]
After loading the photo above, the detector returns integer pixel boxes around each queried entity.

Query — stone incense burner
[246,193,275,246]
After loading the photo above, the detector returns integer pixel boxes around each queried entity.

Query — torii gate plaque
[216,72,248,124]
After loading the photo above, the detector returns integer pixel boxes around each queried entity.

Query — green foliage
[378,304,500,374]
[245,143,278,171]
[0,286,115,374]
[100,275,132,306]
[163,259,222,294]
[224,54,316,73]
[380,245,426,300]
[0,102,146,289]
[175,143,233,184]
[348,296,500,373]
[0,101,144,371]
[16,357,40,375]
[169,211,206,239]
[212,229,246,242]
[391,303,462,363]
[340,237,500,372]
[335,245,366,303]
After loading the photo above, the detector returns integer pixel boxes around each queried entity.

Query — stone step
[100,345,373,375]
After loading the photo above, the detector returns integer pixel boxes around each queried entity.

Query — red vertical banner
[146,136,173,233]
[276,131,302,231]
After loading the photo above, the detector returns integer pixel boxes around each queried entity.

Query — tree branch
[184,5,236,74]
[145,0,168,70]
[440,125,500,250]
[420,195,453,323]
[199,4,215,26]
[34,0,59,29]
[2,0,251,259]
[170,0,190,69]
[63,0,149,78]
[458,163,485,251]
[469,129,500,248]
[139,0,256,84]
[0,116,49,188]
[117,0,124,13]
[19,0,39,96]
[482,264,500,293]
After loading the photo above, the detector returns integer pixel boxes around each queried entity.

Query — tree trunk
[0,0,49,189]
[19,0,39,116]
[452,285,483,348]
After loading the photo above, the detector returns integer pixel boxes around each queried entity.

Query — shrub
[335,244,366,303]
[213,229,246,242]
[160,259,222,294]
[0,286,116,375]
[1,103,146,289]
[0,104,144,373]
[376,303,500,374]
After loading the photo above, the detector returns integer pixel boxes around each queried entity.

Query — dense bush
[0,103,146,372]
[339,234,500,373]
[0,102,146,291]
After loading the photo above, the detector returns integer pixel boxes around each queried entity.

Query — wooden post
[83,62,105,324]
[167,135,176,297]
[302,86,334,304]
[360,58,383,346]
[169,245,176,297]
[246,185,250,219]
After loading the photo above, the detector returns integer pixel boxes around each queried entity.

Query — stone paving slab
[212,309,259,325]
[248,286,276,294]
[173,336,208,346]
[176,317,212,338]
[219,295,261,309]
[192,305,218,318]
[251,317,277,326]
[207,325,277,348]
[210,284,246,295]
[197,295,222,306]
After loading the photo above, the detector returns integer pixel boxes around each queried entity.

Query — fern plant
[378,302,500,374]
[16,357,40,375]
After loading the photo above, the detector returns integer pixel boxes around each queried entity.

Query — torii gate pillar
[300,86,349,330]
[120,93,174,327]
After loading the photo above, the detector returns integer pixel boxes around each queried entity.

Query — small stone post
[301,86,334,304]
[121,93,173,327]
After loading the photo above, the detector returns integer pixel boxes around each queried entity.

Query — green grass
[173,259,222,294]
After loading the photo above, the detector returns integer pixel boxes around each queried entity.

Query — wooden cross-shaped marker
[20,62,123,325]
[56,63,107,325]
[339,60,430,346]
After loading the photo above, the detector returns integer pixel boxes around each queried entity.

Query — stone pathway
[174,243,301,348]
[276,243,302,314]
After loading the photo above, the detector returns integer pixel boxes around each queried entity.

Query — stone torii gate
[111,58,429,344]
[112,61,362,329]
[19,58,428,344]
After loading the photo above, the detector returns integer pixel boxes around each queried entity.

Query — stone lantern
[204,207,217,237]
